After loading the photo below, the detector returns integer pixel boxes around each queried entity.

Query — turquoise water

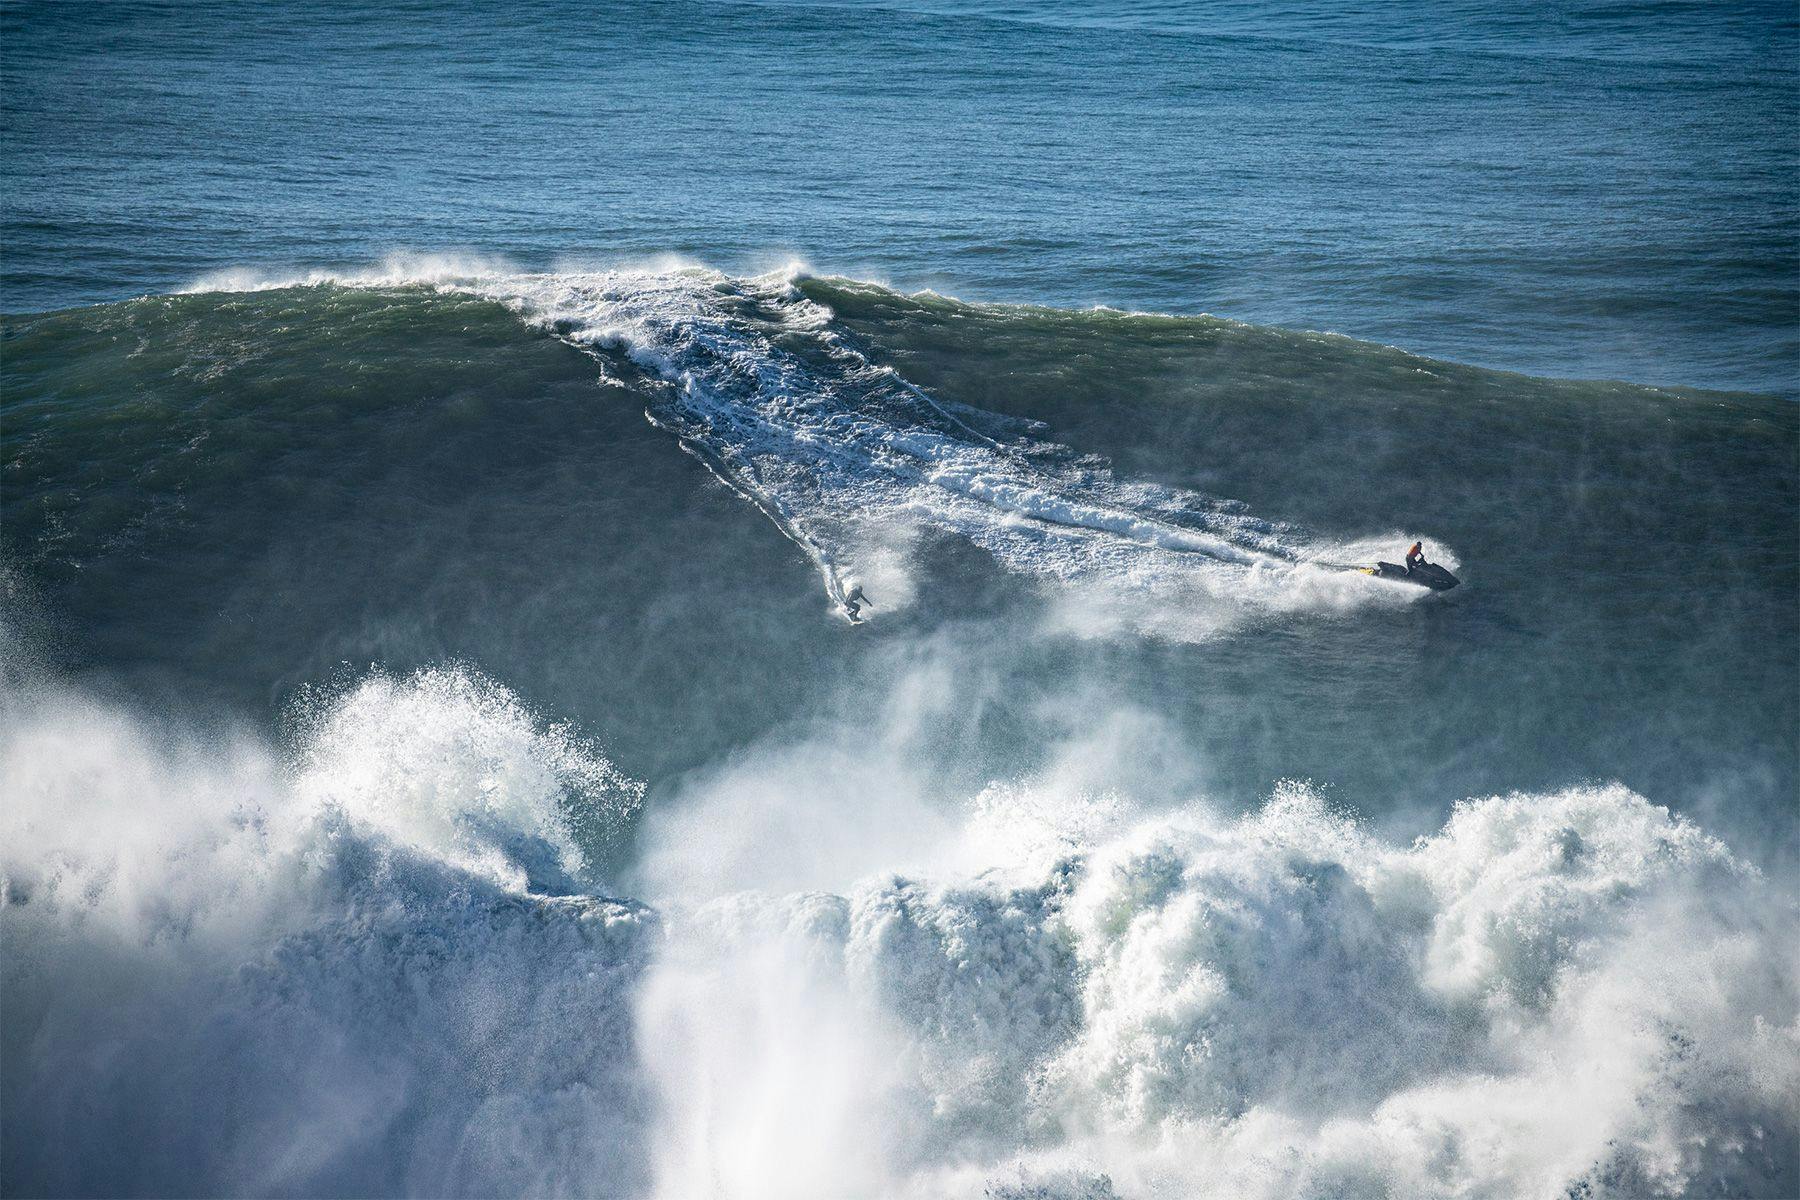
[3,4,1798,1198]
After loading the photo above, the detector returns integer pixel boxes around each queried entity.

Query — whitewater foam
[1,666,654,1197]
[289,666,642,893]
[631,778,1796,1199]
[3,663,1794,1197]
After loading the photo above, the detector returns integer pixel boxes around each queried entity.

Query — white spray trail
[184,258,1437,631]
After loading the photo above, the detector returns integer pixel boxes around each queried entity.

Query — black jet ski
[1365,561,1460,590]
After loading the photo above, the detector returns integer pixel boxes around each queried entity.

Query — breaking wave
[1,665,654,1198]
[3,662,1794,1198]
[6,256,1792,1198]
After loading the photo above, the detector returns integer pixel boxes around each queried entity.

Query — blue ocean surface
[5,0,1796,392]
[3,3,1797,1198]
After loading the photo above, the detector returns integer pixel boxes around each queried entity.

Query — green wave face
[5,270,1793,820]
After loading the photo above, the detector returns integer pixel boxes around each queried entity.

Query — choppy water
[3,3,1798,1199]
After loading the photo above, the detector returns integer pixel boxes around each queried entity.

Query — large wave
[4,660,1793,1198]
[9,258,1790,1198]
[182,258,1442,637]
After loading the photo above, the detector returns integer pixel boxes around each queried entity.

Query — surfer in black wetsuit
[1405,541,1425,573]
[843,585,869,622]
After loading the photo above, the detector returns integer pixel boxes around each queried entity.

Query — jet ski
[1364,561,1460,590]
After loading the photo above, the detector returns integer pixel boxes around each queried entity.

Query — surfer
[1405,541,1425,574]
[844,585,870,621]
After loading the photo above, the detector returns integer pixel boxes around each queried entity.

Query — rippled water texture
[5,0,1797,393]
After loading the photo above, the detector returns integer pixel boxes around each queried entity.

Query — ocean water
[3,3,1798,1199]
[6,0,1797,392]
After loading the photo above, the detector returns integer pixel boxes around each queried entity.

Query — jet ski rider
[1405,541,1425,573]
